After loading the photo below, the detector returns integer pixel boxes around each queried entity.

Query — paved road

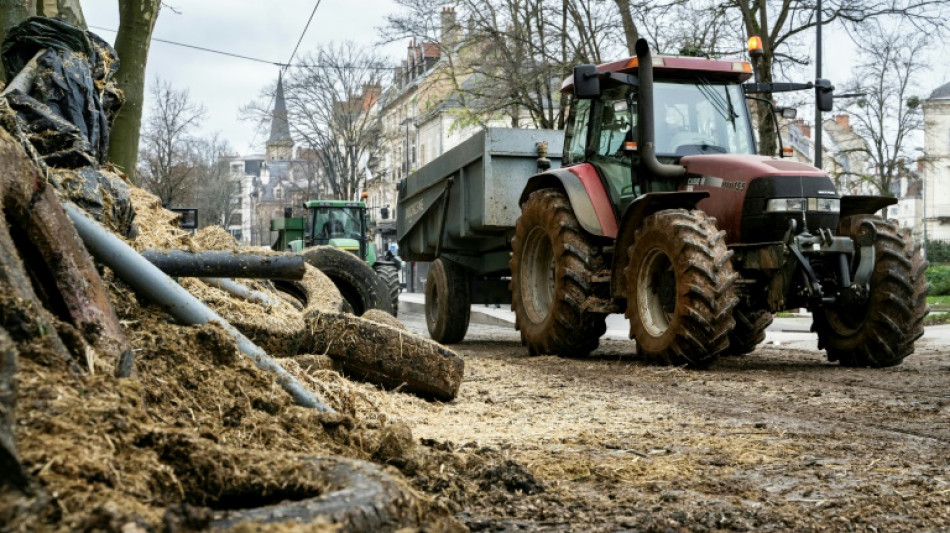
[399,292,950,351]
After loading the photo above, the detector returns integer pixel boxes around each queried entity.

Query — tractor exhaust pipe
[635,39,686,181]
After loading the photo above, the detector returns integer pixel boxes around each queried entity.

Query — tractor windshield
[311,206,364,241]
[652,80,754,156]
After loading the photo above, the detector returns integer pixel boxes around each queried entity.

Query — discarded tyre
[307,310,464,401]
[302,246,393,316]
[212,455,422,532]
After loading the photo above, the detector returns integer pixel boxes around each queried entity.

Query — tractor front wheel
[510,189,607,357]
[726,307,772,356]
[813,220,929,367]
[625,209,737,367]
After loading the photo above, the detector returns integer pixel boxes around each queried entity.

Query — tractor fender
[610,191,710,299]
[520,165,619,238]
[839,195,897,220]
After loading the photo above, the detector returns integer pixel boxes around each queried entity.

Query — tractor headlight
[766,198,839,213]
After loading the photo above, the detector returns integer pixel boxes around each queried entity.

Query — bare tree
[384,0,618,130]
[282,43,386,201]
[839,21,926,196]
[726,0,947,156]
[137,78,206,207]
[192,134,238,228]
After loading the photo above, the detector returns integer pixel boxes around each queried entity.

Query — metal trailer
[396,128,564,342]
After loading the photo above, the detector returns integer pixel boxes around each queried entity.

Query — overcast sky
[82,1,949,156]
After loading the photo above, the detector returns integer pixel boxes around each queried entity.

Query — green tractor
[271,200,401,316]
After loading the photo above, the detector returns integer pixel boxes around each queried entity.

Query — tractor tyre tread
[425,258,470,344]
[625,209,737,367]
[813,220,929,367]
[510,189,607,357]
[301,246,393,316]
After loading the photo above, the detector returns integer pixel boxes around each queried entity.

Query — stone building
[922,81,950,243]
[226,77,324,246]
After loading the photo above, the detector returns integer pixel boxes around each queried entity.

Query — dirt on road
[389,316,950,532]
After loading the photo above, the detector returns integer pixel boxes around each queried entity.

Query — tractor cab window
[589,84,637,205]
[652,80,754,156]
[312,206,364,241]
[564,98,592,165]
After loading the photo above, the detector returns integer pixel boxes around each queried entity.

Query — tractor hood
[328,238,360,252]
[679,154,827,182]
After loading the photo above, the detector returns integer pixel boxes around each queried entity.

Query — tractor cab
[303,200,372,260]
[561,53,756,215]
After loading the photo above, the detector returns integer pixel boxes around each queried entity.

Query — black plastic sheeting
[1,17,132,236]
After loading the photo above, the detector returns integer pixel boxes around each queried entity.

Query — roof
[929,81,950,100]
[268,77,293,145]
[560,55,754,93]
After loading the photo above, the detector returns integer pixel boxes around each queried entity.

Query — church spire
[266,75,294,160]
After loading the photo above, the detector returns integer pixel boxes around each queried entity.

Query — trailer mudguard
[610,191,710,299]
[520,165,619,238]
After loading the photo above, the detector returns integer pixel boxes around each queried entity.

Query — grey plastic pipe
[199,277,282,307]
[64,204,334,413]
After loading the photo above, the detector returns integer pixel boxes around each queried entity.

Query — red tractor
[510,39,929,367]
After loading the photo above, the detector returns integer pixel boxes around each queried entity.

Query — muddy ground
[391,313,950,532]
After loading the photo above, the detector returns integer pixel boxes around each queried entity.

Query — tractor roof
[560,55,754,93]
[304,200,366,209]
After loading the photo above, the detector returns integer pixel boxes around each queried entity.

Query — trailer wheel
[726,307,772,356]
[425,258,470,344]
[813,220,929,367]
[625,209,737,367]
[511,189,607,356]
[374,263,401,317]
[301,246,393,316]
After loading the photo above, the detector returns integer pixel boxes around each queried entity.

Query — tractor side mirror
[777,106,797,119]
[815,79,834,112]
[573,64,600,99]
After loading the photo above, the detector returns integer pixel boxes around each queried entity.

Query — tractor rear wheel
[425,258,470,344]
[510,189,607,356]
[374,263,401,317]
[813,220,929,367]
[301,246,393,316]
[726,307,772,356]
[625,209,737,367]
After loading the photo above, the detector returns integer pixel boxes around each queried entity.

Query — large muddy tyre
[308,311,465,400]
[301,246,393,316]
[726,307,772,356]
[813,220,929,367]
[425,258,470,344]
[625,209,737,367]
[510,189,607,357]
[374,263,401,317]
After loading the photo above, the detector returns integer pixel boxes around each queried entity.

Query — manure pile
[1,184,468,532]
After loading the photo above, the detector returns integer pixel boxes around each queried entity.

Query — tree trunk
[753,53,777,157]
[0,0,36,79]
[613,0,638,56]
[35,0,85,26]
[108,0,161,183]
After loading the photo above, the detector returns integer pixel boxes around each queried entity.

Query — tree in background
[192,133,239,228]
[137,78,206,207]
[281,43,386,201]
[108,0,161,182]
[839,21,925,196]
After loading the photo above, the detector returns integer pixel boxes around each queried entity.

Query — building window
[231,162,244,173]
